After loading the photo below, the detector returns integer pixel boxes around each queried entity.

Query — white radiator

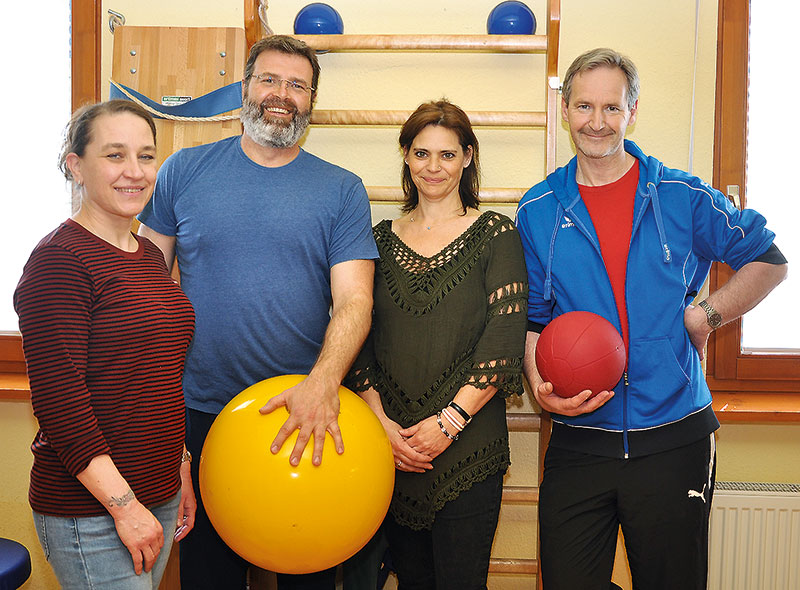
[708,481,800,590]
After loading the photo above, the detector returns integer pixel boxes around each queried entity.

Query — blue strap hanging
[109,80,243,119]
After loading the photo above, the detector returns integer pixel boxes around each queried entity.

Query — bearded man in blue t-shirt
[138,35,378,590]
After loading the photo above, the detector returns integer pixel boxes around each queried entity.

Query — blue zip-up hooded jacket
[516,141,776,458]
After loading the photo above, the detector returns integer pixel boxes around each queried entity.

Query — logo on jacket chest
[561,215,575,229]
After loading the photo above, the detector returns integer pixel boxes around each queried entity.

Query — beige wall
[99,0,720,186]
[0,400,59,590]
[3,1,799,589]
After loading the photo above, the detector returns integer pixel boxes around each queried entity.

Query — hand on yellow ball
[259,373,344,466]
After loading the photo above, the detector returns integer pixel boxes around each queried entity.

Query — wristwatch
[181,449,192,463]
[698,300,722,329]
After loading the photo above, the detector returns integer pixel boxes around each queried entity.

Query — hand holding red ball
[535,311,626,398]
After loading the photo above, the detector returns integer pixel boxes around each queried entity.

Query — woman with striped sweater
[14,100,196,590]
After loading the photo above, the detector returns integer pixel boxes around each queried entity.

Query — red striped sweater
[14,219,195,516]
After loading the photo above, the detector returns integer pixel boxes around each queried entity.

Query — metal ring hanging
[108,9,126,34]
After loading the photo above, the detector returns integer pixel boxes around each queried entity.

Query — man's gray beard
[240,98,311,149]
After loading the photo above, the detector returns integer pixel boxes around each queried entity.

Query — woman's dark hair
[398,100,480,213]
[59,99,157,183]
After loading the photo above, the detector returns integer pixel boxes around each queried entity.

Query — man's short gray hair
[562,48,640,110]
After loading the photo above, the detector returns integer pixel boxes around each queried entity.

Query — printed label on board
[161,96,192,106]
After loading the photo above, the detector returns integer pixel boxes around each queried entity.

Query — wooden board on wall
[111,26,246,165]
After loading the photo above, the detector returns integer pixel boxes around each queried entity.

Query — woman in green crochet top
[346,100,528,589]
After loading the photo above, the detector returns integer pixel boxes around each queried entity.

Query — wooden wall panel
[111,26,247,166]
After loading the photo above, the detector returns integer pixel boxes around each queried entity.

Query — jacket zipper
[623,371,630,458]
[622,186,649,461]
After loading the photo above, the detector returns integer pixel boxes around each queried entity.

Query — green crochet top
[346,211,528,530]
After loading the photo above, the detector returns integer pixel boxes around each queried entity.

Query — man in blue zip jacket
[516,48,787,590]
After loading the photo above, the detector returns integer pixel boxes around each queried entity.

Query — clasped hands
[381,414,462,473]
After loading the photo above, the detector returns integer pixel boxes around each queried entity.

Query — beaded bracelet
[436,411,459,441]
[447,401,472,424]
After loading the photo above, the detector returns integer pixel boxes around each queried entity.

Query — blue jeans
[33,492,180,590]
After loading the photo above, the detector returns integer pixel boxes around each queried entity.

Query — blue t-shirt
[138,136,378,413]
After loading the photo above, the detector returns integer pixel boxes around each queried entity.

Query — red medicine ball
[535,311,626,398]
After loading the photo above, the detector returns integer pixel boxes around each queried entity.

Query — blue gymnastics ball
[487,1,536,35]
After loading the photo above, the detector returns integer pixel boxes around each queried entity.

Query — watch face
[700,300,722,328]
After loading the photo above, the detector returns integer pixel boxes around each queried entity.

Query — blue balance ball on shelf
[487,1,536,35]
[294,3,344,35]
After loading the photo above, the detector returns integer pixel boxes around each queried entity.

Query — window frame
[707,0,800,396]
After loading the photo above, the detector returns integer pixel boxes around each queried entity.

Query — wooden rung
[502,485,539,503]
[367,186,526,203]
[365,186,402,202]
[507,412,541,432]
[311,110,545,127]
[488,557,538,575]
[293,34,547,53]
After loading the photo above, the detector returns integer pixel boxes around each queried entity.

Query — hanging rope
[259,0,275,36]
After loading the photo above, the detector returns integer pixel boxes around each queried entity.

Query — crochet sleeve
[465,216,528,397]
[343,328,376,394]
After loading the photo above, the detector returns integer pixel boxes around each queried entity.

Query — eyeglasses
[251,73,314,94]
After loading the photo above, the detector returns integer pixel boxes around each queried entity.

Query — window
[707,0,799,396]
[0,3,71,330]
[740,1,798,351]
[0,2,100,374]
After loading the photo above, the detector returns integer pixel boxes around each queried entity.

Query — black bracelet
[448,401,472,424]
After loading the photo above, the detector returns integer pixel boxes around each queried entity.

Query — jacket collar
[546,140,664,209]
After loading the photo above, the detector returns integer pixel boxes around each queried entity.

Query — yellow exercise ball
[199,375,395,574]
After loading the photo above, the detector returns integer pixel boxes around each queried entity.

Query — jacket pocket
[627,336,692,428]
